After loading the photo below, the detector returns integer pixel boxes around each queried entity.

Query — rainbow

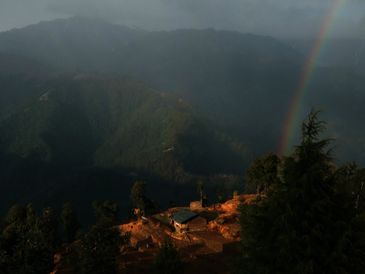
[278,0,347,155]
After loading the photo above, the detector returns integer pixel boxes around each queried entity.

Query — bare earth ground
[53,194,257,274]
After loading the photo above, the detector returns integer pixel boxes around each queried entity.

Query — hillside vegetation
[0,75,247,179]
[0,17,364,161]
[1,17,365,219]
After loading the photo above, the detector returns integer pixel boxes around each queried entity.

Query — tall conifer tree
[239,111,365,274]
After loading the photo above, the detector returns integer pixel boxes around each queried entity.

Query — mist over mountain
[0,17,365,218]
[1,1,365,273]
[0,17,303,152]
[0,17,364,159]
[1,0,364,39]
[288,38,365,74]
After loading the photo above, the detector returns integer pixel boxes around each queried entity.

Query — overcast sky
[0,0,364,38]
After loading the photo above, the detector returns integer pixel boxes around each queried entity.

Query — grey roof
[172,210,199,224]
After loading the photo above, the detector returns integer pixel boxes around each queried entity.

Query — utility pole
[355,181,365,210]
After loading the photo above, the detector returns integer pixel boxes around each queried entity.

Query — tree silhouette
[239,110,365,274]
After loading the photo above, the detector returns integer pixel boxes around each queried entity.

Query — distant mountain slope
[120,29,302,130]
[1,17,365,164]
[0,75,247,180]
[0,17,300,72]
[0,53,53,120]
[0,17,303,153]
[0,17,146,72]
[0,52,49,75]
[287,38,365,74]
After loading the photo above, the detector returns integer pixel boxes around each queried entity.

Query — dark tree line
[153,238,183,274]
[0,204,56,274]
[0,201,124,274]
[0,184,182,274]
[240,111,365,274]
[4,111,365,274]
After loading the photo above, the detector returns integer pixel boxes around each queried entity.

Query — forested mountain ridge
[0,52,49,76]
[1,17,365,162]
[0,17,301,73]
[1,17,365,217]
[0,17,146,72]
[0,74,247,179]
[1,17,365,163]
[0,17,304,154]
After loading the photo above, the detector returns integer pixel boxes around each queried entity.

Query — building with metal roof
[171,210,207,233]
[171,210,198,224]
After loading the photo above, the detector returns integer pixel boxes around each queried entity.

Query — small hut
[171,210,207,233]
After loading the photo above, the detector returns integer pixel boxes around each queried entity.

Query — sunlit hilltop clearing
[53,194,257,274]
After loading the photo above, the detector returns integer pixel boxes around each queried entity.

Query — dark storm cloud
[0,0,364,38]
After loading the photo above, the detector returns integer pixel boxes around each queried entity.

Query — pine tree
[37,207,59,249]
[93,200,119,225]
[61,202,80,243]
[245,152,280,193]
[130,181,157,216]
[78,222,122,274]
[239,111,364,274]
[131,181,147,213]
[0,204,55,274]
[154,238,183,274]
[77,201,122,274]
[197,181,205,203]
